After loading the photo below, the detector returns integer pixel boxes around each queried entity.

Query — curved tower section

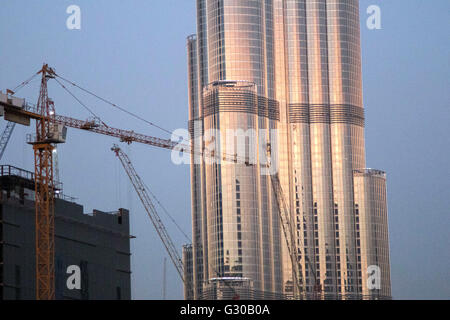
[187,0,284,299]
[186,0,391,300]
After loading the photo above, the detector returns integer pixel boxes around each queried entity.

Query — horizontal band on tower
[203,91,280,121]
[289,103,365,127]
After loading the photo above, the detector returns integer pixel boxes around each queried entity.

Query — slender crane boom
[0,122,16,160]
[111,145,185,282]
[0,100,187,152]
[269,172,303,299]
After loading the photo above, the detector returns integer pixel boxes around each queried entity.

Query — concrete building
[186,0,391,300]
[0,165,132,300]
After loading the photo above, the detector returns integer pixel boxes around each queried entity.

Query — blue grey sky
[0,1,448,300]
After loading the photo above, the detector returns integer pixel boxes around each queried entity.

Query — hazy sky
[0,1,448,300]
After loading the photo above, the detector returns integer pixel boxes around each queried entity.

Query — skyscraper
[186,0,391,300]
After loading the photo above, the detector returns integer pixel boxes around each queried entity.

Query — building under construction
[0,165,132,300]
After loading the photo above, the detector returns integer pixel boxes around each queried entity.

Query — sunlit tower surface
[186,0,391,300]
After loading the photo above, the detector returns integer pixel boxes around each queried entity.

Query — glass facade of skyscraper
[185,0,391,300]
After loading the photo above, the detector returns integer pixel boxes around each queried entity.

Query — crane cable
[55,74,175,137]
[9,72,40,95]
[54,78,109,127]
[55,74,251,165]
[143,181,191,243]
[142,177,240,299]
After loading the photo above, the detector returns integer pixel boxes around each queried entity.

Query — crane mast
[111,145,185,282]
[30,64,58,300]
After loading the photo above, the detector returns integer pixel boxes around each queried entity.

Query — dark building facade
[0,165,132,300]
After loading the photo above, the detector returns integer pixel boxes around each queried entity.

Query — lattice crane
[30,64,64,300]
[0,122,16,160]
[268,168,304,299]
[111,144,185,282]
[267,145,320,300]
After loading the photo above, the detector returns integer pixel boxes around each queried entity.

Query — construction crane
[267,145,322,300]
[111,144,185,281]
[268,170,304,299]
[111,145,238,300]
[267,135,327,299]
[0,122,16,160]
[0,65,304,300]
[29,65,65,300]
[1,91,188,298]
[0,65,66,300]
[30,65,66,300]
[0,101,189,153]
